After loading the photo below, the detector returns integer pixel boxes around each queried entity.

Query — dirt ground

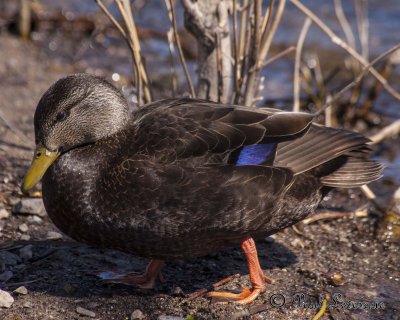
[0,31,399,320]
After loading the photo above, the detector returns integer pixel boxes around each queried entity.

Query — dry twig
[96,0,152,105]
[293,18,311,112]
[369,119,400,144]
[316,44,400,116]
[290,0,400,101]
[165,0,195,97]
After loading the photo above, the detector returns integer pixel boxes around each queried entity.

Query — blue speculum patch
[236,143,276,166]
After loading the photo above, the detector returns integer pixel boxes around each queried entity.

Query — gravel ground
[0,33,399,320]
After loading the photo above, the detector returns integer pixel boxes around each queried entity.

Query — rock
[14,286,28,295]
[158,316,185,320]
[131,309,145,320]
[23,301,32,308]
[0,271,13,282]
[18,223,29,233]
[290,238,304,248]
[0,208,10,220]
[87,302,101,309]
[7,197,20,206]
[47,231,63,240]
[30,215,43,224]
[19,245,33,260]
[172,286,184,296]
[76,306,96,318]
[0,290,14,308]
[264,235,276,243]
[0,251,21,266]
[20,234,31,241]
[13,199,46,217]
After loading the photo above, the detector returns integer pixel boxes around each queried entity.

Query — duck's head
[22,73,129,193]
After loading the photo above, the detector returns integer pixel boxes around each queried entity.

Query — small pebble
[19,245,33,260]
[28,215,43,224]
[20,234,31,241]
[328,273,345,286]
[76,306,96,318]
[14,286,28,295]
[0,271,13,282]
[18,223,29,233]
[47,231,63,240]
[131,309,145,320]
[172,286,184,296]
[290,238,304,248]
[23,301,32,308]
[158,316,185,320]
[13,198,46,217]
[87,302,101,309]
[0,208,10,220]
[0,289,14,308]
[7,197,20,206]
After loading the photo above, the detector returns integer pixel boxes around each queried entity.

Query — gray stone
[19,245,33,260]
[47,231,63,240]
[30,215,43,224]
[172,286,184,296]
[14,286,28,295]
[20,234,31,241]
[158,316,185,320]
[7,197,20,206]
[0,251,22,267]
[0,290,14,308]
[18,223,29,233]
[76,306,96,318]
[13,198,46,217]
[0,271,13,282]
[0,208,10,220]
[131,309,145,320]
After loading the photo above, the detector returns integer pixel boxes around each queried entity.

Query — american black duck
[22,73,383,304]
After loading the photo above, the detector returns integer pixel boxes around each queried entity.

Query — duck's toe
[208,286,263,304]
[96,259,164,289]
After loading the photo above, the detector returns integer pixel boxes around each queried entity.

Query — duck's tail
[274,124,384,188]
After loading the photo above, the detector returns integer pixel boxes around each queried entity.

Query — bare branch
[258,46,295,69]
[244,0,286,106]
[290,0,400,101]
[95,0,126,38]
[316,43,400,116]
[369,119,400,144]
[293,18,311,112]
[355,0,369,61]
[165,0,196,97]
[232,0,240,101]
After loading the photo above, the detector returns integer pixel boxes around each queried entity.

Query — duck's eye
[56,111,67,122]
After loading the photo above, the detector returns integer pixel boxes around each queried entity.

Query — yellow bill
[22,146,60,193]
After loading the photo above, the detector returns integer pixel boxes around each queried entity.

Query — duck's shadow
[5,239,297,298]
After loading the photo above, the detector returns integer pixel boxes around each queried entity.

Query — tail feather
[275,124,383,188]
[320,158,384,187]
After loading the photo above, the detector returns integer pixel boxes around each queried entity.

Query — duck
[22,73,383,304]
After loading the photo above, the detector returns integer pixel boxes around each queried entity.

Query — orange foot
[208,237,272,304]
[96,259,164,289]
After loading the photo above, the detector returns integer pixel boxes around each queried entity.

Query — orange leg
[96,259,164,289]
[208,237,272,304]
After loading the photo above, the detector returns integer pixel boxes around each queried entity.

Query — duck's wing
[132,98,314,164]
[104,160,295,240]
